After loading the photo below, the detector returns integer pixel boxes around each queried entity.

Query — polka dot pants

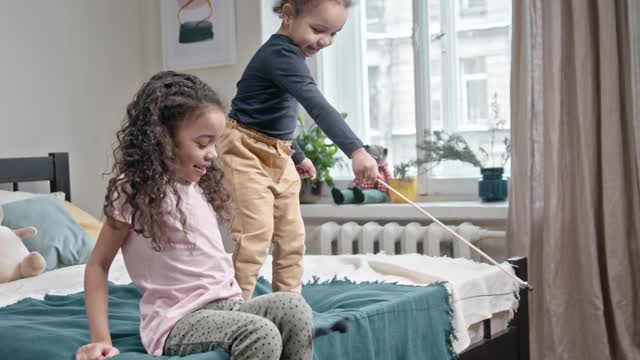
[164,292,313,359]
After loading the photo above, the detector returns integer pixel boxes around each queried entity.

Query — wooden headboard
[0,152,71,201]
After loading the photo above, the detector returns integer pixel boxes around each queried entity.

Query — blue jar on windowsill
[478,167,508,202]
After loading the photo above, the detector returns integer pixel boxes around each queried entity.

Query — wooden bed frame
[0,152,71,201]
[0,152,530,360]
[460,256,530,360]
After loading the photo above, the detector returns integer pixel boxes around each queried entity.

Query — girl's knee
[275,292,313,323]
[274,291,309,305]
[253,319,283,357]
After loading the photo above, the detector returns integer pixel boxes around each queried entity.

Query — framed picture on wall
[160,0,237,70]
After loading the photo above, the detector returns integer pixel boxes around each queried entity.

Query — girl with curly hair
[76,71,313,360]
[224,0,380,302]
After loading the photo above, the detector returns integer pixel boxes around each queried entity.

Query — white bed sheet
[0,253,520,353]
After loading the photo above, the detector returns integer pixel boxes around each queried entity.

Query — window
[367,66,381,129]
[460,0,487,16]
[318,0,512,197]
[364,0,415,166]
[461,56,488,129]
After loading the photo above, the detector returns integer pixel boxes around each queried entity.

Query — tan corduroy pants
[219,119,305,300]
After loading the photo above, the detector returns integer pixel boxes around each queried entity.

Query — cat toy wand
[377,179,534,291]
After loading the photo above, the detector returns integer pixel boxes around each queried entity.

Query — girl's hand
[76,342,120,360]
[351,148,379,182]
[296,158,317,180]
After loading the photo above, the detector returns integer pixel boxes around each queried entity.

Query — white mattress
[0,253,520,353]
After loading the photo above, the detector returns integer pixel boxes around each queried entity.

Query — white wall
[0,0,265,217]
[0,1,146,216]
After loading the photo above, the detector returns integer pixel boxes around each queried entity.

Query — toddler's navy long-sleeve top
[228,34,363,164]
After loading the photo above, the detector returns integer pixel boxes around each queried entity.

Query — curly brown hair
[104,71,230,251]
[272,0,353,18]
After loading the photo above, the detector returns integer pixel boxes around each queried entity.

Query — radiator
[308,221,505,258]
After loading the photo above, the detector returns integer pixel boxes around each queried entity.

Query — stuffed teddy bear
[331,145,392,205]
[0,206,46,283]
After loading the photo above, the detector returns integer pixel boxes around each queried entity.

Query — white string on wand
[377,179,533,291]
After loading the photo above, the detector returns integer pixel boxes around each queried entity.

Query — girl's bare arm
[83,220,129,344]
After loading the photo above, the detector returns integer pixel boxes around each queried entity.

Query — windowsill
[301,200,507,222]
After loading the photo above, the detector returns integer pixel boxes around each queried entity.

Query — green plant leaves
[296,113,344,188]
[417,130,482,171]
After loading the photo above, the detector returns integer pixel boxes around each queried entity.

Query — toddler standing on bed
[222,0,380,301]
[75,71,313,360]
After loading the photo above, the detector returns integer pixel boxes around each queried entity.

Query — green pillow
[1,196,94,271]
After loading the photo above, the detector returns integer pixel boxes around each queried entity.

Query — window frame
[313,0,480,200]
[315,0,509,200]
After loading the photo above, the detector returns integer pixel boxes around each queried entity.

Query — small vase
[478,167,508,202]
[299,179,323,204]
[388,178,418,203]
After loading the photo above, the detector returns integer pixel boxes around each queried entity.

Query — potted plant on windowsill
[414,129,483,199]
[388,160,417,203]
[416,130,482,172]
[414,93,511,202]
[476,93,511,202]
[295,113,345,203]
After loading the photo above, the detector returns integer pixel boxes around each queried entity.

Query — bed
[0,152,530,360]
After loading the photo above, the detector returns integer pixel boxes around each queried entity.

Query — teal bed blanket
[0,278,455,360]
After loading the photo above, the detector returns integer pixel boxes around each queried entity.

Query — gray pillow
[0,196,94,271]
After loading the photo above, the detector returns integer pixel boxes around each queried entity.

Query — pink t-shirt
[115,182,242,355]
